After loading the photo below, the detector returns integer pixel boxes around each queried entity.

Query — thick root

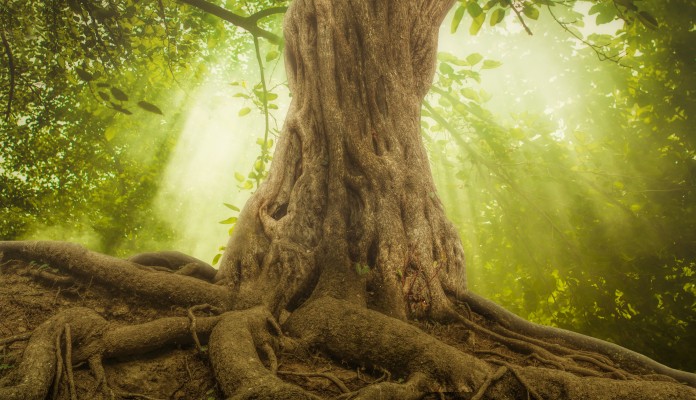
[284,296,491,396]
[0,241,231,308]
[285,296,696,400]
[208,307,319,399]
[0,306,222,400]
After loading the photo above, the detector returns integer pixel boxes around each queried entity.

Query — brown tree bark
[218,0,466,320]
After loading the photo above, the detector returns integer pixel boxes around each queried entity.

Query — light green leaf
[234,172,245,182]
[239,107,251,116]
[461,88,480,102]
[470,12,485,35]
[451,6,466,33]
[265,50,280,61]
[224,203,240,211]
[482,59,502,69]
[104,127,117,141]
[439,62,455,75]
[219,217,238,224]
[212,253,222,265]
[490,8,505,26]
[466,53,484,66]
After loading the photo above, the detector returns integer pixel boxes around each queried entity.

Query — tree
[1,0,695,399]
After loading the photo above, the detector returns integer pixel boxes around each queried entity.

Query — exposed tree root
[0,241,231,308]
[277,370,350,394]
[285,296,491,396]
[451,290,696,387]
[208,307,320,399]
[2,244,696,399]
[0,305,221,400]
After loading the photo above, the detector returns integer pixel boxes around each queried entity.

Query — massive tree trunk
[218,0,465,320]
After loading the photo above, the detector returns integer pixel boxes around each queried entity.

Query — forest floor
[0,258,692,400]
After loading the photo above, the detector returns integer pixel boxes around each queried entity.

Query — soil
[0,259,460,399]
[2,257,695,400]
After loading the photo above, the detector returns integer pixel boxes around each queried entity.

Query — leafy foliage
[428,0,696,371]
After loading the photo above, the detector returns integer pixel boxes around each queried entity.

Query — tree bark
[218,0,465,320]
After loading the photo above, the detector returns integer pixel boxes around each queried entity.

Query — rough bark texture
[218,0,465,320]
[2,1,696,399]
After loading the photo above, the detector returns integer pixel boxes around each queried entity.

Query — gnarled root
[0,307,221,400]
[285,296,696,400]
[284,296,491,397]
[452,290,696,388]
[209,307,319,399]
[0,241,230,308]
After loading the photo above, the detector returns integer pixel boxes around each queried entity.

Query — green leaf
[111,104,132,115]
[467,1,484,18]
[483,0,499,11]
[469,14,486,35]
[98,91,110,101]
[265,50,280,61]
[110,87,128,102]
[637,11,658,30]
[219,217,238,224]
[490,8,505,26]
[242,180,254,190]
[439,62,455,75]
[461,88,480,102]
[212,253,222,265]
[451,6,466,33]
[596,11,615,25]
[482,59,502,69]
[522,4,539,20]
[238,107,251,116]
[234,172,245,182]
[466,53,484,66]
[75,68,93,82]
[265,92,278,101]
[224,203,240,211]
[137,101,163,115]
[104,127,117,141]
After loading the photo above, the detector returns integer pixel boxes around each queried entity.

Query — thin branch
[176,0,282,44]
[252,35,270,189]
[247,6,288,23]
[547,4,628,66]
[0,28,15,122]
[511,4,533,35]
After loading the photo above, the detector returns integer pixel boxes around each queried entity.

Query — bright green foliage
[429,0,695,371]
[0,0,284,255]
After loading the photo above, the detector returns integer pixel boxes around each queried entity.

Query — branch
[0,28,15,122]
[176,0,282,44]
[248,6,288,23]
[511,4,533,35]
